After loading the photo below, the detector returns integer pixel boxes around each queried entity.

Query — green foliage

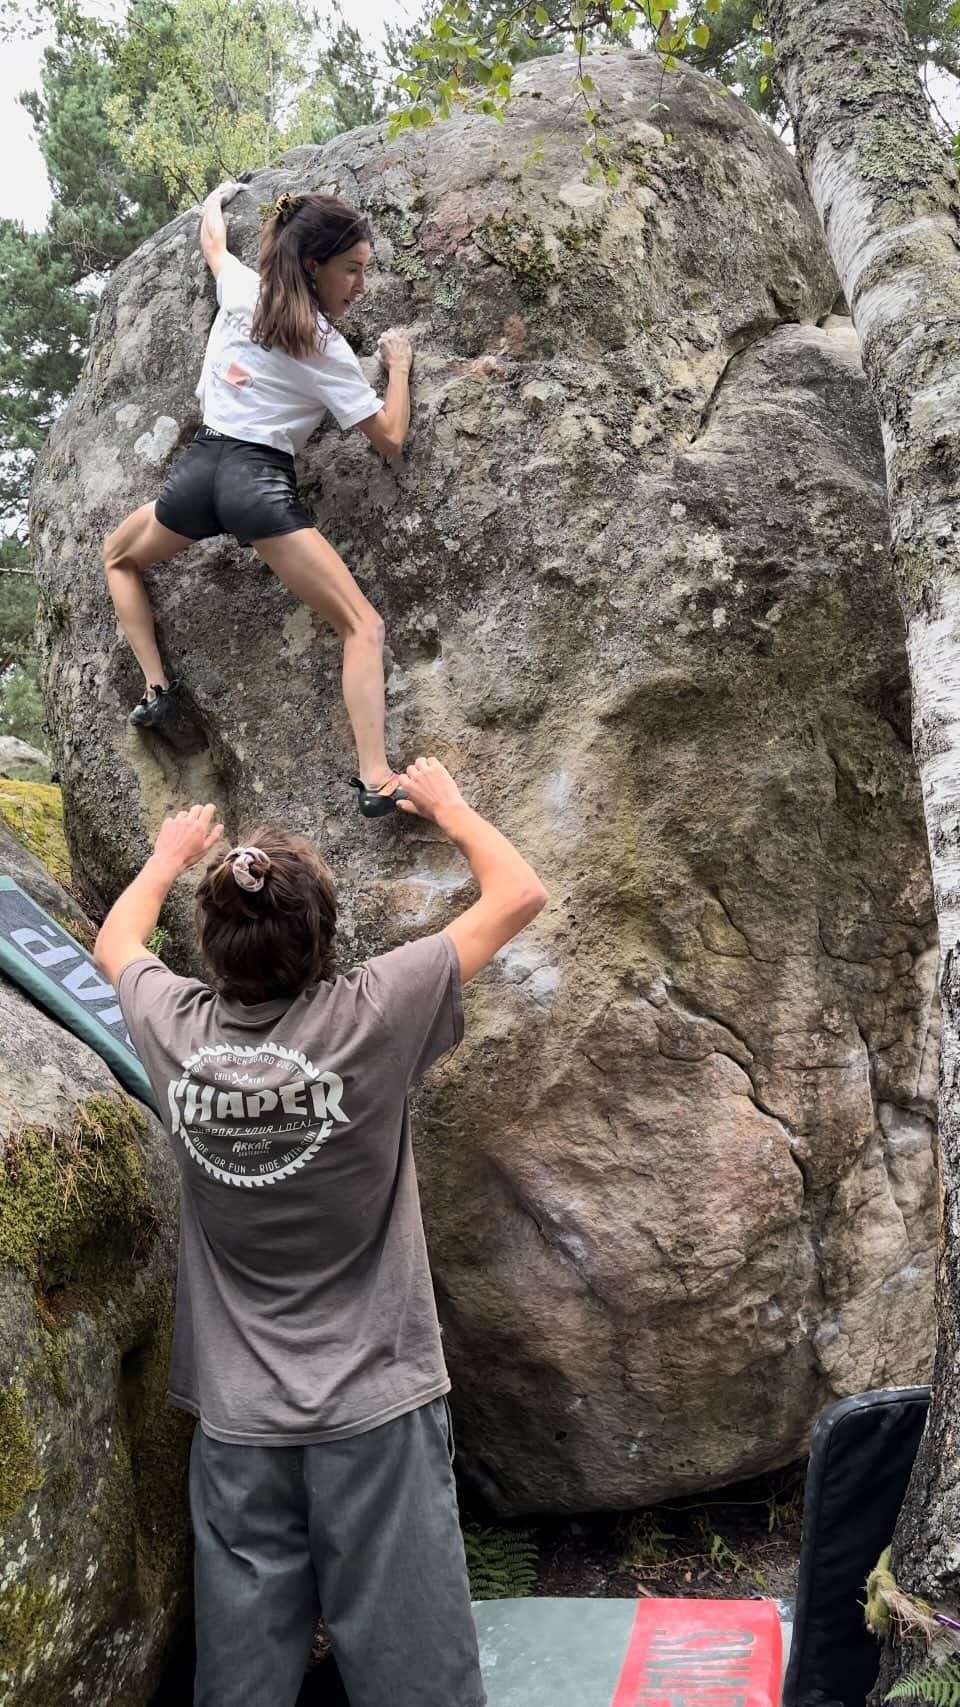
[315,1,390,132]
[680,0,780,117]
[463,1524,538,1599]
[103,0,345,208]
[388,0,771,174]
[393,0,960,167]
[695,1518,768,1591]
[0,660,45,750]
[0,566,42,749]
[618,1511,675,1571]
[0,220,97,544]
[887,1661,960,1706]
[0,3,176,554]
[0,565,37,661]
[146,925,169,959]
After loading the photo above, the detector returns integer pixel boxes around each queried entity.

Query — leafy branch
[388,0,772,176]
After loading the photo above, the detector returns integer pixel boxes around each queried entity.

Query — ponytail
[251,192,372,360]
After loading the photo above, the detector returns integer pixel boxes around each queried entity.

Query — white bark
[767,0,960,1671]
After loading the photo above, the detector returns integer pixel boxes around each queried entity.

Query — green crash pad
[474,1598,793,1707]
[0,876,158,1114]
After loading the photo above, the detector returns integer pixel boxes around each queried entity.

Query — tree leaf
[692,23,710,47]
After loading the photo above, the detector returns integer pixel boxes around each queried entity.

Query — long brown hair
[250,192,372,359]
[196,825,337,1002]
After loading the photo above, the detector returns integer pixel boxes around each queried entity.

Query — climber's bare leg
[253,527,395,792]
[103,503,191,692]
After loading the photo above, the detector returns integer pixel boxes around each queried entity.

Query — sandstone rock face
[0,839,187,1703]
[32,52,936,1512]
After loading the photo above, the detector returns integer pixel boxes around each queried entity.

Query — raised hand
[396,756,466,820]
[377,328,413,372]
[152,804,224,875]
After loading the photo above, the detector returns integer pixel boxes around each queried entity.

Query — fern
[463,1525,538,1600]
[887,1660,960,1706]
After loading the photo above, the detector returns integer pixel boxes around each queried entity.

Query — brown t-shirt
[117,932,462,1445]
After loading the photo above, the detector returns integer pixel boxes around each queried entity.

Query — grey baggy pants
[189,1397,486,1707]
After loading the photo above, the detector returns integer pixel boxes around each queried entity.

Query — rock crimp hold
[33,52,936,1513]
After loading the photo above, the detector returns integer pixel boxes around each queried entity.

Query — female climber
[103,181,413,818]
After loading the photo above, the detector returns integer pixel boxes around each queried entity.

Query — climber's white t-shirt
[196,251,382,455]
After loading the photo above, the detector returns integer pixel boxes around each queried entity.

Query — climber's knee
[102,528,128,579]
[347,605,385,652]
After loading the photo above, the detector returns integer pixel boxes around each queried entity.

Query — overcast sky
[0,0,413,229]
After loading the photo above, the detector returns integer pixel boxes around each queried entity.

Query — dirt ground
[528,1462,804,1603]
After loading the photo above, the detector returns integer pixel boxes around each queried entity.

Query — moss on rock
[0,1571,65,1695]
[479,215,561,300]
[0,780,70,886]
[0,1384,43,1524]
[0,1094,156,1293]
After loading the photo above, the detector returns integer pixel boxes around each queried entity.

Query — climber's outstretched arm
[396,759,548,984]
[358,329,413,459]
[199,181,244,279]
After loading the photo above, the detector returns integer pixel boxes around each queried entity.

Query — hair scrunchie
[273,191,301,224]
[229,845,271,893]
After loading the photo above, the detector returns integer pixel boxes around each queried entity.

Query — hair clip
[229,845,271,893]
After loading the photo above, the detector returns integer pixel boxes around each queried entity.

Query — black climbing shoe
[350,773,409,819]
[128,679,181,730]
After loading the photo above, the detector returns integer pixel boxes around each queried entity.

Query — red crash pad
[610,1599,783,1707]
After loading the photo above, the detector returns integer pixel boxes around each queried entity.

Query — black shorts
[154,427,312,546]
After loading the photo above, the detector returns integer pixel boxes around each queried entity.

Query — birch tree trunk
[765,0,960,1680]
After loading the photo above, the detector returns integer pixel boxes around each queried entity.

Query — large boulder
[0,832,187,1704]
[32,52,936,1512]
[0,738,51,780]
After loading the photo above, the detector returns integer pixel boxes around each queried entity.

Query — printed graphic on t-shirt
[167,1040,350,1187]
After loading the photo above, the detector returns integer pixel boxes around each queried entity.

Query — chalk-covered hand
[150,804,224,877]
[214,181,245,208]
[396,757,466,821]
[378,328,413,373]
